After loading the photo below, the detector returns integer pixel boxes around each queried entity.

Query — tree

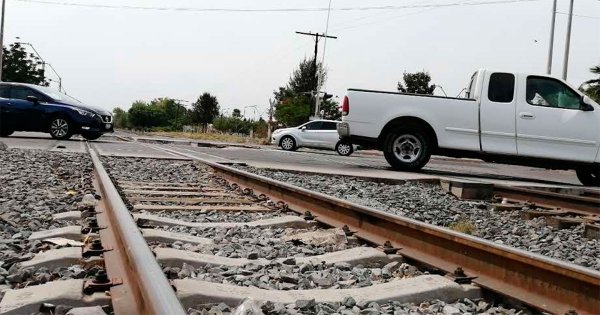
[127,101,154,129]
[126,98,189,130]
[152,98,188,130]
[580,65,600,103]
[274,57,338,126]
[232,108,241,118]
[2,43,47,85]
[274,96,312,127]
[190,92,220,131]
[397,71,436,95]
[112,107,129,129]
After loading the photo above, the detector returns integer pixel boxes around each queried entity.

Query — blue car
[0,82,113,140]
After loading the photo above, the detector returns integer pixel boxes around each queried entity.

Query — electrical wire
[14,0,542,13]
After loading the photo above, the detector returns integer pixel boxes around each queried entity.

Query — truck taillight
[342,96,349,116]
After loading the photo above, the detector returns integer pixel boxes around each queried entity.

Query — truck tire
[383,127,432,171]
[576,166,600,187]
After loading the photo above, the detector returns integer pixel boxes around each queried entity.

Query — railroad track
[0,143,598,314]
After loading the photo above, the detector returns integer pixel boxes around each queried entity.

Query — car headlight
[74,108,96,117]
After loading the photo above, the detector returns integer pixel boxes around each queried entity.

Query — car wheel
[280,136,297,151]
[576,166,600,186]
[336,141,354,156]
[0,129,13,137]
[49,117,73,140]
[383,127,432,171]
[82,132,102,141]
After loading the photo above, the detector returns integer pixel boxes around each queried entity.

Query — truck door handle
[519,112,535,119]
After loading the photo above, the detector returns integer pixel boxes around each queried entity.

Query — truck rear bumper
[337,123,379,150]
[337,122,350,138]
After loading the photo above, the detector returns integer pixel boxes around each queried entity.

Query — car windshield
[33,86,82,104]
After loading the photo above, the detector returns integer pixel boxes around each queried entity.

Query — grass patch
[142,131,268,145]
[449,218,477,235]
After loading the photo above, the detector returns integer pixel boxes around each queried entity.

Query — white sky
[5,0,600,119]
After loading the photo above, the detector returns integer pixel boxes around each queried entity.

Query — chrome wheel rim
[281,137,294,150]
[50,119,69,138]
[338,144,351,155]
[393,134,421,163]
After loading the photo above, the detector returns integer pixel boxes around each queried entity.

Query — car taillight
[342,96,349,116]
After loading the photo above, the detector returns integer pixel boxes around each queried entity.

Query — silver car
[271,120,354,156]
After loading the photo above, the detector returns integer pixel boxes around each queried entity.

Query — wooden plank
[119,185,204,191]
[545,216,592,229]
[520,209,568,220]
[117,180,202,187]
[487,203,524,211]
[128,197,253,204]
[132,204,271,212]
[124,190,225,196]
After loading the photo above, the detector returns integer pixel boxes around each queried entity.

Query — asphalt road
[1,131,585,187]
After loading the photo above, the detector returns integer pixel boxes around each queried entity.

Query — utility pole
[0,0,6,81]
[267,98,275,141]
[296,31,337,118]
[562,0,574,80]
[546,0,557,75]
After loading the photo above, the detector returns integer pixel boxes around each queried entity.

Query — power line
[15,0,542,13]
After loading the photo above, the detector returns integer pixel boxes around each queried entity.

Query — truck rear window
[488,73,515,103]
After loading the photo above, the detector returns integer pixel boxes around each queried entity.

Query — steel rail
[87,143,186,315]
[149,145,600,314]
[494,185,600,216]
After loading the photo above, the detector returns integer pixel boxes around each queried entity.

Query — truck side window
[526,76,580,110]
[488,73,515,103]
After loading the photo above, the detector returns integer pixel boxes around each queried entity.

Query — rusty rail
[494,185,600,216]
[150,145,600,314]
[87,144,186,315]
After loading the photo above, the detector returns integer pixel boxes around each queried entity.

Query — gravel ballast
[0,148,99,293]
[235,166,600,271]
[187,297,526,315]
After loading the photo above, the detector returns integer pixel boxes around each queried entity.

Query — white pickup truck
[337,69,600,186]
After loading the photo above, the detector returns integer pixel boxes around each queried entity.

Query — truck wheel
[49,116,73,140]
[576,166,600,186]
[336,141,354,156]
[383,128,432,171]
[280,136,297,151]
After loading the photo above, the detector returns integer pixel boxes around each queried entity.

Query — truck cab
[338,69,600,186]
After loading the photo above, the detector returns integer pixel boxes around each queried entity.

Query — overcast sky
[5,0,600,119]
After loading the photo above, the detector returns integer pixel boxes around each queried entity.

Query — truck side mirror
[581,95,595,111]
